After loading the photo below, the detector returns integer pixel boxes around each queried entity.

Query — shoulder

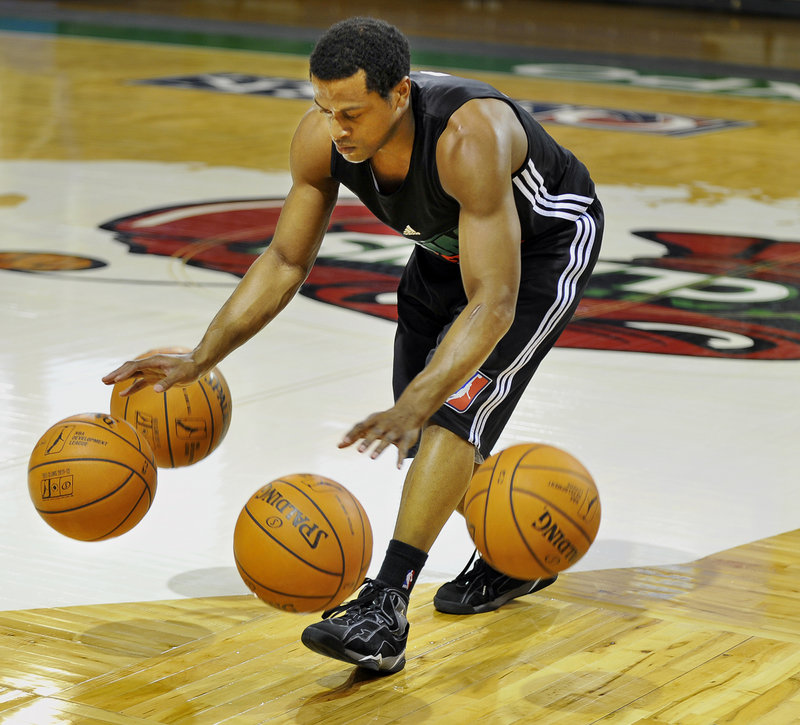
[441,98,521,151]
[290,107,335,188]
[436,99,523,200]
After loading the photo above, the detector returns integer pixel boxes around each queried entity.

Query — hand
[338,404,424,469]
[102,351,203,396]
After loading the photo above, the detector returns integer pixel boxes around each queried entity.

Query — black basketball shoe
[433,551,557,615]
[301,579,409,674]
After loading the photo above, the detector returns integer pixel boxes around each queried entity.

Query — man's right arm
[103,109,338,394]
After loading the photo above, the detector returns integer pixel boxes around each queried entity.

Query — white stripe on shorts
[512,160,594,221]
[468,211,597,451]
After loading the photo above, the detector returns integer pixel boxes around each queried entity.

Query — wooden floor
[1,529,798,723]
[1,0,799,722]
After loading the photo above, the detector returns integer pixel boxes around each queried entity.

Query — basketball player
[104,17,603,675]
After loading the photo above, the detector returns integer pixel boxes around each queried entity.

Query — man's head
[309,17,410,100]
[309,18,413,164]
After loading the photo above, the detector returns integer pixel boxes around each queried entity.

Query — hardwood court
[1,530,798,722]
[1,1,799,722]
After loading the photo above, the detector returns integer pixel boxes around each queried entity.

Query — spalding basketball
[109,347,232,468]
[464,443,601,580]
[233,474,373,613]
[28,413,157,541]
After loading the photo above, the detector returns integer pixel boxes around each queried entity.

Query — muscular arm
[104,109,339,393]
[398,99,523,416]
[342,99,525,463]
[193,117,339,373]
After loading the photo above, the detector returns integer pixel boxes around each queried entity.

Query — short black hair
[309,17,411,99]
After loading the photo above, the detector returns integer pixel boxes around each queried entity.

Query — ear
[393,76,412,111]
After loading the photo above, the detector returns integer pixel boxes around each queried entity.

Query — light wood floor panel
[0,531,797,723]
[554,529,800,644]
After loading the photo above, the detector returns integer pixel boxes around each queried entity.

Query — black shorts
[393,198,603,461]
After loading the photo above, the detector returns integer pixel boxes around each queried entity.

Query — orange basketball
[109,348,232,468]
[28,413,157,541]
[464,443,601,580]
[233,474,373,613]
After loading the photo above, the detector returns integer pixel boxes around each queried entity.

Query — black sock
[376,539,428,594]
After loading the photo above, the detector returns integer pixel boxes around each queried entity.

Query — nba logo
[445,372,491,412]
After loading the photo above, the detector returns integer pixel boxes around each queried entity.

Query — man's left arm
[340,99,523,465]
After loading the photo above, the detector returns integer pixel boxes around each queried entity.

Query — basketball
[28,413,157,541]
[233,473,373,613]
[109,347,232,468]
[464,443,601,580]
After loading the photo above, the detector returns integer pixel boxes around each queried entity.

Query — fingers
[102,361,142,385]
[339,412,417,469]
[338,429,360,449]
[338,418,376,452]
[102,354,189,396]
[363,436,393,459]
[117,377,151,397]
[110,373,176,397]
[150,367,185,393]
[102,361,150,398]
[342,417,389,456]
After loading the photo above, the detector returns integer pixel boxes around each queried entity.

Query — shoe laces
[452,550,498,596]
[321,579,406,623]
[454,549,487,582]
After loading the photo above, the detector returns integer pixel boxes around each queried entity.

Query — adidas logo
[403,225,420,236]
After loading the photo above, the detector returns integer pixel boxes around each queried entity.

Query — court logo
[97,198,800,360]
[516,100,750,136]
[134,73,750,136]
[513,63,800,103]
[0,251,106,272]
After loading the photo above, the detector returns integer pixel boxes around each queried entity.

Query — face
[311,70,410,163]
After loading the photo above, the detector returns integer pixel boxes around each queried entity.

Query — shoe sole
[433,575,557,615]
[301,628,406,674]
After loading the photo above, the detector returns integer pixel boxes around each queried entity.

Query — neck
[370,104,415,192]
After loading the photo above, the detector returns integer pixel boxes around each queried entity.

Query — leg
[435,455,559,615]
[299,426,475,674]
[392,424,477,552]
[433,207,603,612]
[302,205,602,666]
[455,462,482,515]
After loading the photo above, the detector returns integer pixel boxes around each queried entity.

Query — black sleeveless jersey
[330,71,597,263]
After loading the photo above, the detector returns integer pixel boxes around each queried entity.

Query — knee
[419,424,475,456]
